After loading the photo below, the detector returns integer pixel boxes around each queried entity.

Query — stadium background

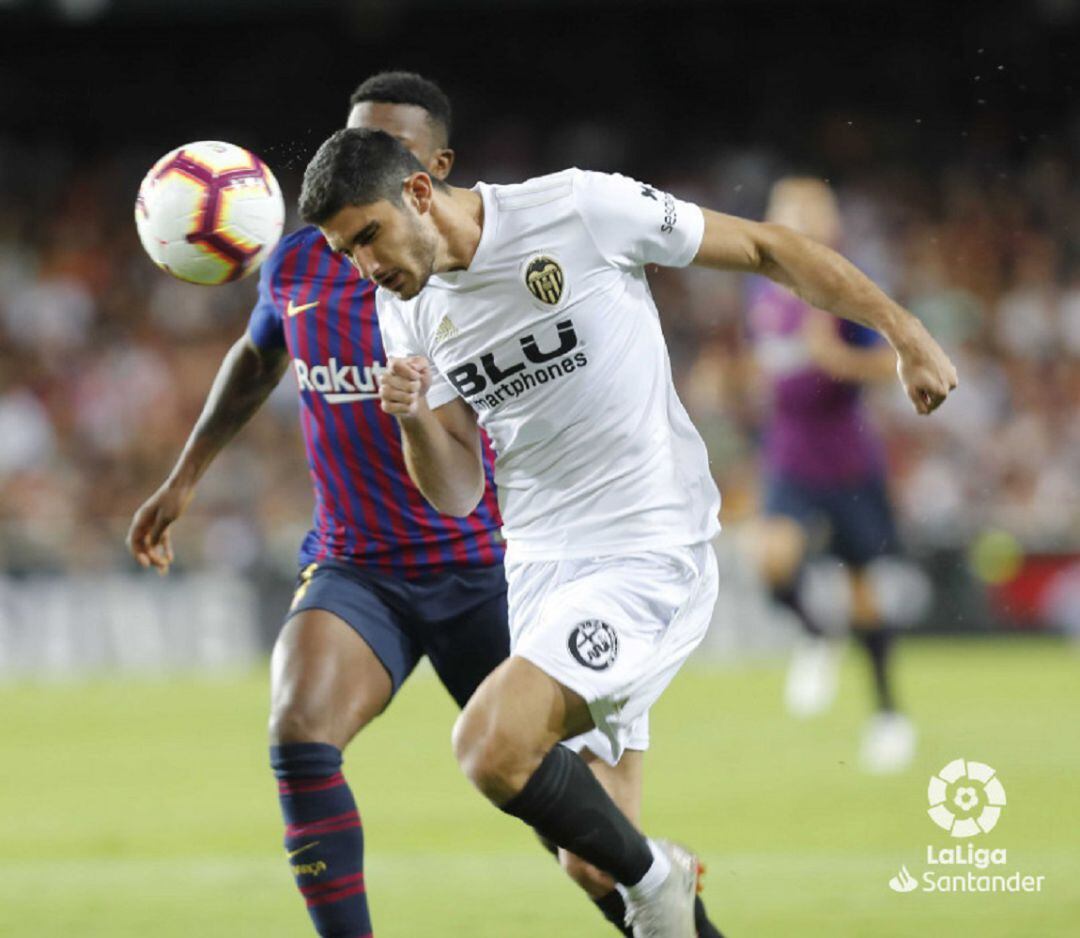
[0,0,1078,935]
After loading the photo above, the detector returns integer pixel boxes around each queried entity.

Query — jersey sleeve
[246,246,286,350]
[573,170,705,270]
[838,319,885,348]
[375,291,459,410]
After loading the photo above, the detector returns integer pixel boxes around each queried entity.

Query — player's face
[346,101,454,181]
[321,195,437,300]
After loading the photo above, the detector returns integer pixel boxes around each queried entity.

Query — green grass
[1,637,1078,936]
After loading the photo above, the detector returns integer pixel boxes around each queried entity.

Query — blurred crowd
[0,123,1078,576]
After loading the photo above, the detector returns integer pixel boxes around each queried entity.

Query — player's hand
[126,483,193,574]
[893,317,958,415]
[379,356,432,420]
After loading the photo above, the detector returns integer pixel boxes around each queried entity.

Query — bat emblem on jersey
[524,255,565,305]
[287,299,319,317]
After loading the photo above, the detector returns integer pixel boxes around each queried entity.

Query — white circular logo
[927,759,1007,837]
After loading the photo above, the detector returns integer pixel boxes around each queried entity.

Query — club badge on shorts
[568,620,618,671]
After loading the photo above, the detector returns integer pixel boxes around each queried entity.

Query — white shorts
[506,541,719,766]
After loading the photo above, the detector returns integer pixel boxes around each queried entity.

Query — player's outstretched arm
[126,334,289,573]
[801,310,899,384]
[379,357,485,517]
[692,210,958,414]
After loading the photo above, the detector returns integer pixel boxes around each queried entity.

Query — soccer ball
[135,141,284,285]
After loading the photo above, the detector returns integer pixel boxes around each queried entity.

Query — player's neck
[430,186,484,274]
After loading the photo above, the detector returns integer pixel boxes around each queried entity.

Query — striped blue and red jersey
[248,226,504,576]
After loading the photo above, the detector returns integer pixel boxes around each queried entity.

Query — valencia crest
[524,255,565,305]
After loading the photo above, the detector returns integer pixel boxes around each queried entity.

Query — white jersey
[377,169,721,562]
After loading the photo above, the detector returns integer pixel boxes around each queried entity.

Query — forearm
[755,223,921,350]
[694,209,956,414]
[167,335,287,490]
[397,406,485,518]
[696,211,922,350]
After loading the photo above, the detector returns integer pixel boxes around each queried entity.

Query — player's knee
[452,708,529,802]
[560,850,614,899]
[268,696,334,746]
[747,519,806,586]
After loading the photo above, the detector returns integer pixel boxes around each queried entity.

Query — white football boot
[784,635,842,718]
[623,839,699,938]
[860,711,917,774]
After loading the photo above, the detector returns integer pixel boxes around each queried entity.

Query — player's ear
[428,147,454,182]
[403,172,434,214]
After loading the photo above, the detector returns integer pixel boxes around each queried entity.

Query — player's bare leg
[270,609,393,938]
[744,517,842,717]
[269,608,392,749]
[558,749,644,899]
[453,656,699,937]
[743,515,808,592]
[550,751,724,938]
[849,570,915,773]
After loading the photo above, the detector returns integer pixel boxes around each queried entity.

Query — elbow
[443,482,484,518]
[429,475,484,519]
[752,222,796,278]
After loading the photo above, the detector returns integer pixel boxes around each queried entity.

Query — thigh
[288,561,424,694]
[422,567,511,709]
[270,609,393,749]
[509,542,717,766]
[270,563,424,749]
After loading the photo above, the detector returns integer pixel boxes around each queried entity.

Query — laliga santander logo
[927,758,1007,838]
[888,758,1044,895]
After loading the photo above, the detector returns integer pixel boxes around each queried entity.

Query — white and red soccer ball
[135,141,284,285]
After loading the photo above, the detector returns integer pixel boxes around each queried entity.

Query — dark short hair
[349,71,452,145]
[299,128,441,225]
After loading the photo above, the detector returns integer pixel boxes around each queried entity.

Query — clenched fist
[893,317,959,415]
[379,356,433,419]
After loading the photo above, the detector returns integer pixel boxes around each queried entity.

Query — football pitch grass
[2,636,1077,937]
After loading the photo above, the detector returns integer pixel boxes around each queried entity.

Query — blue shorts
[286,560,509,708]
[763,474,900,568]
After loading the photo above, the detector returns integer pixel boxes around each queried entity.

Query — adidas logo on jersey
[294,357,388,403]
[434,315,459,344]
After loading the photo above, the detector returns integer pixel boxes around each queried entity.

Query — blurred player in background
[127,72,720,938]
[742,177,914,773]
[299,128,956,936]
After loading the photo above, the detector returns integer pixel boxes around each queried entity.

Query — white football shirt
[377,169,721,562]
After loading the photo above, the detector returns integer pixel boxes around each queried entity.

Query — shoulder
[262,225,336,282]
[484,168,581,213]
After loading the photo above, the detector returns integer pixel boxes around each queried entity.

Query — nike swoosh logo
[286,300,319,317]
[287,841,321,859]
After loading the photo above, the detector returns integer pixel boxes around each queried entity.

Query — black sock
[502,746,653,886]
[857,628,895,712]
[773,578,825,637]
[695,894,726,937]
[536,833,633,936]
[594,891,634,937]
